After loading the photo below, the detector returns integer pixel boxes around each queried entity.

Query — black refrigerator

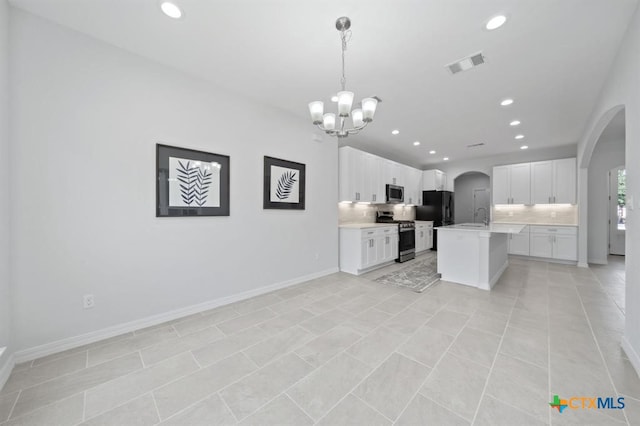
[415,190,454,250]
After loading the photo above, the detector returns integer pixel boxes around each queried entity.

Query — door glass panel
[617,169,626,231]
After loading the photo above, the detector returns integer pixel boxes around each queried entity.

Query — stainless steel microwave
[386,184,404,204]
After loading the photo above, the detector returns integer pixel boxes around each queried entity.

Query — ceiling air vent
[467,142,485,148]
[446,52,485,75]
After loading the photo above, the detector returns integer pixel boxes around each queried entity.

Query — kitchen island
[435,223,526,290]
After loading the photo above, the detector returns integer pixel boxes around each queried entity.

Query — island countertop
[435,223,526,234]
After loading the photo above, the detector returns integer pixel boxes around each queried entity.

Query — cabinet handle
[553,196,556,203]
[386,236,389,244]
[549,196,551,204]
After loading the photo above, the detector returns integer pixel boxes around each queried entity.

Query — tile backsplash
[492,204,578,225]
[338,203,416,224]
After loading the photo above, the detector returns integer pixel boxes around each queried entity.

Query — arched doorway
[585,107,626,312]
[453,172,490,224]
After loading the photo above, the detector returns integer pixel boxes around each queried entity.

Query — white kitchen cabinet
[339,147,366,202]
[529,226,577,261]
[405,167,423,205]
[365,153,385,203]
[423,169,446,191]
[531,158,576,204]
[415,221,434,253]
[340,226,398,275]
[554,158,577,204]
[508,226,530,256]
[492,163,531,205]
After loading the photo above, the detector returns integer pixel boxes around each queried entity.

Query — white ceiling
[9,0,638,168]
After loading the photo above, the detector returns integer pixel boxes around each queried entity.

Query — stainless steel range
[376,211,416,263]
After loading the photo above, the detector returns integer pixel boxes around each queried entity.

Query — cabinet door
[363,153,382,203]
[383,235,395,261]
[390,234,399,260]
[435,171,444,191]
[554,234,577,261]
[427,228,433,249]
[348,149,366,202]
[509,163,531,204]
[508,233,530,256]
[530,234,553,258]
[414,229,423,252]
[492,166,510,204]
[554,158,576,204]
[531,161,553,204]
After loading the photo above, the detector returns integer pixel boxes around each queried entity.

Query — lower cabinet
[508,226,530,256]
[340,226,398,275]
[415,221,434,253]
[529,226,578,261]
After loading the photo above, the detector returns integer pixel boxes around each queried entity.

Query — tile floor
[0,255,638,425]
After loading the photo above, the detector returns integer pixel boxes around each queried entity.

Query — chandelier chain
[340,29,351,91]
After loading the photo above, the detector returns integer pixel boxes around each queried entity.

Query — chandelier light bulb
[308,101,324,125]
[352,109,364,128]
[362,98,378,122]
[337,91,354,117]
[323,113,336,130]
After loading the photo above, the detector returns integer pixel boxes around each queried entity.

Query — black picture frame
[263,156,306,210]
[156,144,230,217]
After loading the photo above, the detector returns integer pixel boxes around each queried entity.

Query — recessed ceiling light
[160,1,183,19]
[413,141,420,146]
[510,120,521,126]
[331,95,339,102]
[520,145,528,150]
[486,15,507,30]
[392,129,400,135]
[443,157,449,161]
[500,98,514,106]
[429,150,436,154]
[515,134,525,140]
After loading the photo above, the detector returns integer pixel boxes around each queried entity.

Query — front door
[609,166,626,256]
[473,188,490,224]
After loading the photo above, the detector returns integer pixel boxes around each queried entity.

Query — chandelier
[308,17,379,138]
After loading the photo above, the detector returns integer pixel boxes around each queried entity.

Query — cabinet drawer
[529,226,577,235]
[360,227,397,238]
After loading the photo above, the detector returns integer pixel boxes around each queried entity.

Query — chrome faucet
[475,207,488,226]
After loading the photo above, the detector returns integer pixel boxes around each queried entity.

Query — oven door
[399,228,415,254]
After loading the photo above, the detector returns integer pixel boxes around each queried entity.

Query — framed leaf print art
[156,144,230,217]
[263,156,306,210]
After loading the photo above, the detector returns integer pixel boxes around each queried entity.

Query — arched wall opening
[453,171,490,224]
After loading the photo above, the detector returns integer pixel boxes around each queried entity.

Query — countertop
[339,223,399,229]
[436,223,526,234]
[492,222,578,227]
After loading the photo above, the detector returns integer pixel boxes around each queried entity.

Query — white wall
[587,138,625,264]
[432,144,577,181]
[577,3,640,370]
[9,9,338,353]
[0,0,13,378]
[453,172,490,224]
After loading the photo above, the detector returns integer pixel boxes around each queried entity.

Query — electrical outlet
[83,294,95,309]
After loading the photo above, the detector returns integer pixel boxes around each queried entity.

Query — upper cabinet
[423,169,446,191]
[493,158,576,205]
[492,163,531,205]
[339,146,422,204]
[531,158,576,204]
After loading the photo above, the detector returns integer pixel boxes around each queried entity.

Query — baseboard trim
[0,352,15,391]
[587,258,607,265]
[14,267,339,363]
[622,336,640,379]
